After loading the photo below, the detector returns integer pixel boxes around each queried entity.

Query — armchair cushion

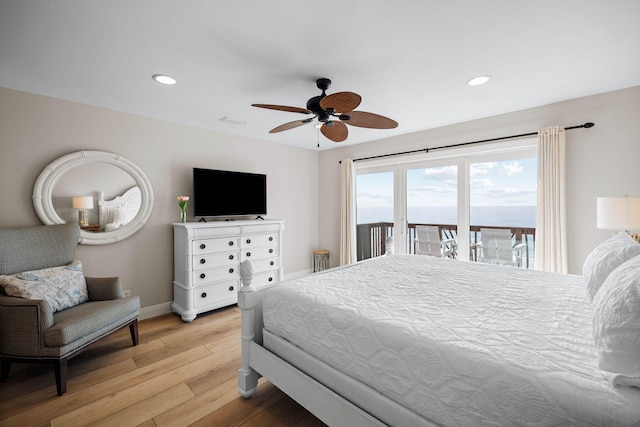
[45,296,140,348]
[0,261,88,312]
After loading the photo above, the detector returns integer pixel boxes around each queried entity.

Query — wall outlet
[123,289,131,297]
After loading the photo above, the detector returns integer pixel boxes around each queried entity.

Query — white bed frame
[237,260,435,427]
[97,186,141,230]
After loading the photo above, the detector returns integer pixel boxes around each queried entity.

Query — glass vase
[180,208,187,223]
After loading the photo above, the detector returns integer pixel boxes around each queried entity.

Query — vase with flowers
[177,196,189,223]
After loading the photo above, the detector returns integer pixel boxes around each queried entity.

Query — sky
[357,157,537,208]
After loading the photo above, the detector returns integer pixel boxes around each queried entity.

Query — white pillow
[0,261,88,312]
[583,232,640,301]
[592,255,640,387]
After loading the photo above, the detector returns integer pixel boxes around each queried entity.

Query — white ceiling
[1,1,639,151]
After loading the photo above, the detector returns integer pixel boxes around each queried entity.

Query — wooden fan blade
[320,121,348,142]
[319,92,362,113]
[269,118,313,133]
[343,111,398,129]
[252,104,312,115]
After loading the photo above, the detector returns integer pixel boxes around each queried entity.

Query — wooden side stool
[313,249,329,272]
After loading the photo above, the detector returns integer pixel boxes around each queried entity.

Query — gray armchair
[0,223,140,396]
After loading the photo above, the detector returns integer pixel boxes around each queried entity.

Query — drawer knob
[269,236,273,241]
[246,252,251,257]
[228,285,235,292]
[229,254,234,260]
[270,261,274,266]
[228,241,234,246]
[200,259,206,264]
[200,243,206,250]
[246,238,251,244]
[201,292,207,298]
[229,268,234,274]
[200,273,206,279]
[269,248,274,254]
[268,277,273,282]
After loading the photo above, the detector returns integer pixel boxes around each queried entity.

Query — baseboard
[285,268,313,280]
[139,302,173,320]
[139,269,312,321]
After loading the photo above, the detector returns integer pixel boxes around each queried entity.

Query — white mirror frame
[33,150,154,245]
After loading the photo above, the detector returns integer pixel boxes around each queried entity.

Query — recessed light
[467,75,492,86]
[152,74,177,85]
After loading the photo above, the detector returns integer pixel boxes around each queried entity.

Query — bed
[97,186,141,232]
[237,234,640,426]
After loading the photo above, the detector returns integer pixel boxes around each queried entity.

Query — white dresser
[172,219,284,322]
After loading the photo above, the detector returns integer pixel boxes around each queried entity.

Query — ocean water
[357,206,536,228]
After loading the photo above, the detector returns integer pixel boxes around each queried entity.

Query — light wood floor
[0,306,326,427]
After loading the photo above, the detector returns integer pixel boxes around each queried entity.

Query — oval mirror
[33,150,154,245]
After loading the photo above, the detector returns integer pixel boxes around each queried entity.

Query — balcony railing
[356,222,536,268]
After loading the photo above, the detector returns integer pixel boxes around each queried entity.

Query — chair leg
[54,358,68,396]
[1,358,11,382]
[129,319,139,346]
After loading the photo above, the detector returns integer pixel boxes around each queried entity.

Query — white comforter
[262,255,640,426]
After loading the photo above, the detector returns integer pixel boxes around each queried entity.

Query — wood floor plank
[2,346,212,427]
[185,343,241,395]
[0,359,138,419]
[50,350,218,427]
[0,305,326,427]
[85,382,195,427]
[152,375,239,427]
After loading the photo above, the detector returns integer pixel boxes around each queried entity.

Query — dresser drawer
[192,238,239,255]
[251,257,279,273]
[241,233,278,248]
[240,245,277,261]
[193,250,239,270]
[193,265,240,284]
[192,264,240,285]
[253,270,279,288]
[194,281,238,308]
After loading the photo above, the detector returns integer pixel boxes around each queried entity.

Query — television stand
[198,218,207,223]
[171,219,285,322]
[255,215,264,220]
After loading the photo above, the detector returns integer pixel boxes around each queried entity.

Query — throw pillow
[592,255,640,387]
[0,260,88,312]
[583,232,640,301]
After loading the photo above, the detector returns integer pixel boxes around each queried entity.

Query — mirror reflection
[51,163,140,232]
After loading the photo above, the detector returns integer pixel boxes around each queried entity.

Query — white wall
[318,86,640,275]
[0,87,319,317]
[2,84,638,319]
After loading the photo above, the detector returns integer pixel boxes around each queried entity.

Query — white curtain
[535,126,568,273]
[340,158,357,265]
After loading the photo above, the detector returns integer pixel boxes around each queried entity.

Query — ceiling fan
[252,78,398,143]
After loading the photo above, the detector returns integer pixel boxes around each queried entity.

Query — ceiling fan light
[467,75,492,86]
[152,74,177,85]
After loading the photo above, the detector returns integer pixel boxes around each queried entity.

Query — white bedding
[262,254,640,426]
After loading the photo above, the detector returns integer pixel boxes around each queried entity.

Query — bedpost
[238,260,260,398]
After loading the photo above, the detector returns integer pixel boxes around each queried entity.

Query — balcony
[356,222,535,268]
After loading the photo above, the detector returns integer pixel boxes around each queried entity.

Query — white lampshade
[72,196,93,210]
[597,195,640,231]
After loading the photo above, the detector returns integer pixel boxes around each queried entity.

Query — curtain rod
[341,122,594,164]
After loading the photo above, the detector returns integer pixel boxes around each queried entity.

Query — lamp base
[78,209,89,227]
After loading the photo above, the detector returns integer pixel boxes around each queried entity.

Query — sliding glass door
[469,156,537,267]
[355,139,537,264]
[406,163,458,255]
[356,169,394,261]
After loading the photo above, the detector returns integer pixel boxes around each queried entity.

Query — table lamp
[72,196,93,227]
[597,194,640,233]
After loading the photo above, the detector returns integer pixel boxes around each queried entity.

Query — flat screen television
[193,168,267,218]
